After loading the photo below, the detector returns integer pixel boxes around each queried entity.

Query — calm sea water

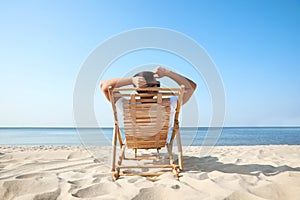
[0,127,299,146]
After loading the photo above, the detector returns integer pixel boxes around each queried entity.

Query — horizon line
[0,126,300,129]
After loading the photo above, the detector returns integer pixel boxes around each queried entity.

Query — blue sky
[0,0,299,127]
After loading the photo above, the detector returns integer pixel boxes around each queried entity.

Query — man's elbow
[191,82,197,91]
[186,82,197,94]
[182,83,197,105]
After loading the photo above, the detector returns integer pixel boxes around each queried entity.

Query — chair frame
[108,86,185,180]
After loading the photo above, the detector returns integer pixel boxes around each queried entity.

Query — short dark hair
[133,71,160,87]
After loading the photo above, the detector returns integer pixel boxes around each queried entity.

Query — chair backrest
[109,87,183,149]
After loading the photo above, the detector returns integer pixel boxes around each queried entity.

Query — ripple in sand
[67,151,89,160]
[132,187,166,200]
[16,172,49,179]
[1,178,58,200]
[31,188,61,200]
[0,155,13,160]
[72,182,120,198]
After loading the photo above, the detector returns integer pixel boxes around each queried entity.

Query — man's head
[133,71,160,88]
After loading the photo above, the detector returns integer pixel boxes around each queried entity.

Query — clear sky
[0,0,299,127]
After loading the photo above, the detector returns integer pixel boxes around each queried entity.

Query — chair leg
[113,167,120,181]
[118,143,126,165]
[166,144,175,165]
[176,130,184,171]
[172,166,179,180]
[111,125,118,171]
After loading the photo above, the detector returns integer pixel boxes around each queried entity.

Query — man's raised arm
[153,66,197,105]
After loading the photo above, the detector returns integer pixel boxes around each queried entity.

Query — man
[100,66,197,138]
[100,66,197,105]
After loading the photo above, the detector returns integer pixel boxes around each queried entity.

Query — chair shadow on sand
[182,156,300,176]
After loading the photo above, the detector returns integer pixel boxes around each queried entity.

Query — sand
[0,145,300,200]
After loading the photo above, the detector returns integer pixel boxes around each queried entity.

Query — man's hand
[132,76,147,88]
[153,66,170,78]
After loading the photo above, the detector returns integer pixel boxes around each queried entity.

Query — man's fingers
[139,80,146,86]
[139,77,146,83]
[153,74,159,78]
[138,77,147,87]
[152,67,160,74]
[153,66,165,78]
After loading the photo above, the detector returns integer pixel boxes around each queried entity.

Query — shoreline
[1,144,300,152]
[1,145,300,199]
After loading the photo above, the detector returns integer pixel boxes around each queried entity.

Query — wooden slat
[124,130,168,134]
[124,125,169,129]
[123,118,169,122]
[126,136,167,141]
[123,118,169,123]
[124,117,169,121]
[114,93,179,97]
[124,119,168,123]
[123,103,170,108]
[126,139,166,144]
[124,123,169,127]
[112,87,181,92]
[126,141,165,145]
[124,122,169,127]
[127,144,166,149]
[123,104,171,112]
[123,109,170,113]
[124,116,170,119]
[119,165,177,169]
[126,142,167,146]
[124,113,168,117]
[124,135,168,139]
[123,116,169,120]
[125,131,168,135]
[124,157,159,161]
[124,119,169,123]
[122,100,170,105]
[123,111,170,115]
[124,129,168,133]
[125,134,168,139]
[123,99,169,103]
[113,87,181,91]
[124,126,168,129]
[124,134,168,138]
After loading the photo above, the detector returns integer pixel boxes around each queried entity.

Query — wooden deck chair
[108,86,184,180]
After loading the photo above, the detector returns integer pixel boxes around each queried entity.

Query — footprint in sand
[171,184,180,189]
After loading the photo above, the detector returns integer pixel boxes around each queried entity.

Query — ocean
[0,127,299,146]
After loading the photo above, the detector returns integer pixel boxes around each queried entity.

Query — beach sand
[0,145,300,200]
